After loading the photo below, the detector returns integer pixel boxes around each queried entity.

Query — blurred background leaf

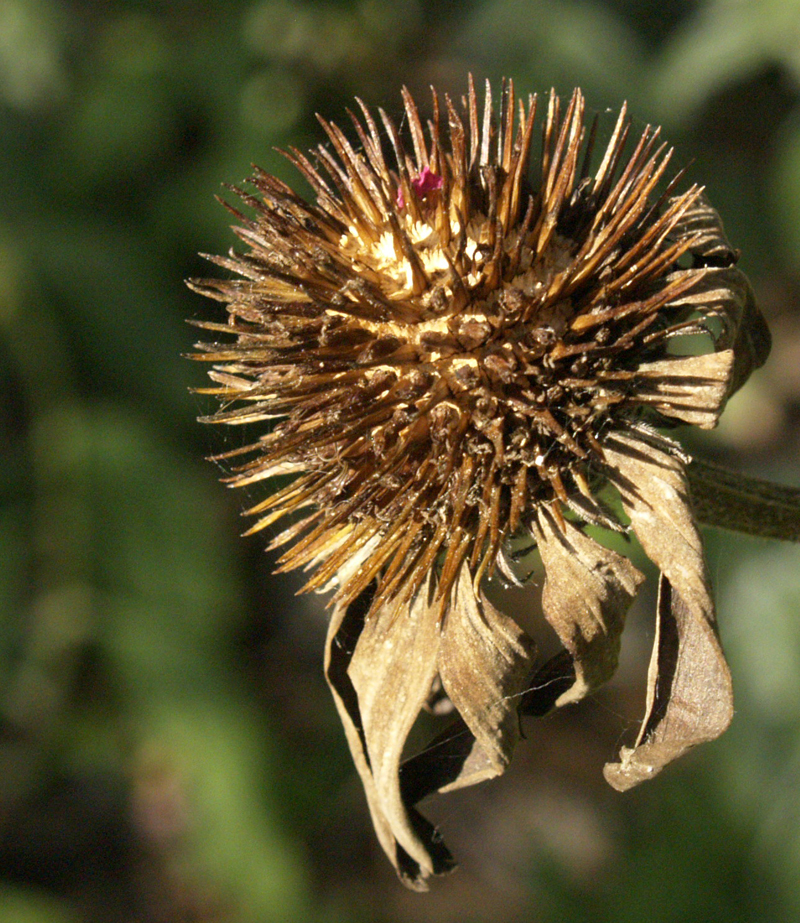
[1,1,800,920]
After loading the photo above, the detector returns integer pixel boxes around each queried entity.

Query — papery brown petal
[325,592,400,876]
[659,266,767,400]
[436,562,536,782]
[325,578,455,890]
[532,506,644,708]
[673,194,771,395]
[602,430,733,791]
[605,573,731,789]
[633,350,734,429]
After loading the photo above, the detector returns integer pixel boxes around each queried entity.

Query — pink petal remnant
[397,166,443,210]
[412,166,443,198]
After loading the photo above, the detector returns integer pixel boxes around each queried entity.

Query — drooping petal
[324,579,454,890]
[601,430,733,791]
[436,562,536,780]
[531,506,644,708]
[633,350,734,428]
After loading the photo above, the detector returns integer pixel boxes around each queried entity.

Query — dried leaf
[602,430,733,791]
[532,507,644,708]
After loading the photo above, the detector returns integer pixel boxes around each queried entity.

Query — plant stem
[687,458,800,542]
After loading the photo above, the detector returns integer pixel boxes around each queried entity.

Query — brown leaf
[436,563,536,783]
[602,430,733,791]
[532,507,644,708]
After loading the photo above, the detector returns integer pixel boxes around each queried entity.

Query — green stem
[687,458,800,542]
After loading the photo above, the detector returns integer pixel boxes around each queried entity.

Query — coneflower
[189,77,775,889]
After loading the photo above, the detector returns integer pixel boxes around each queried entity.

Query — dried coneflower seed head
[189,77,769,889]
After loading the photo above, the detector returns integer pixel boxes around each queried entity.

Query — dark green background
[2,1,800,920]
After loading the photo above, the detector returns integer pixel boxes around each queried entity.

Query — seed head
[189,77,769,889]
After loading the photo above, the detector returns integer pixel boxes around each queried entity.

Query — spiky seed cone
[193,79,721,613]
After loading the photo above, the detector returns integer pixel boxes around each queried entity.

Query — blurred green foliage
[1,1,800,921]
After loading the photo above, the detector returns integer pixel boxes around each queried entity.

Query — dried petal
[634,350,734,428]
[676,194,771,393]
[437,563,536,777]
[602,430,733,790]
[532,506,644,708]
[324,580,455,889]
[718,268,771,396]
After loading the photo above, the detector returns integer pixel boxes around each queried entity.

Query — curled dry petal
[436,564,536,782]
[673,194,771,396]
[325,563,535,888]
[532,507,644,708]
[633,351,735,429]
[602,430,733,791]
[325,577,453,890]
